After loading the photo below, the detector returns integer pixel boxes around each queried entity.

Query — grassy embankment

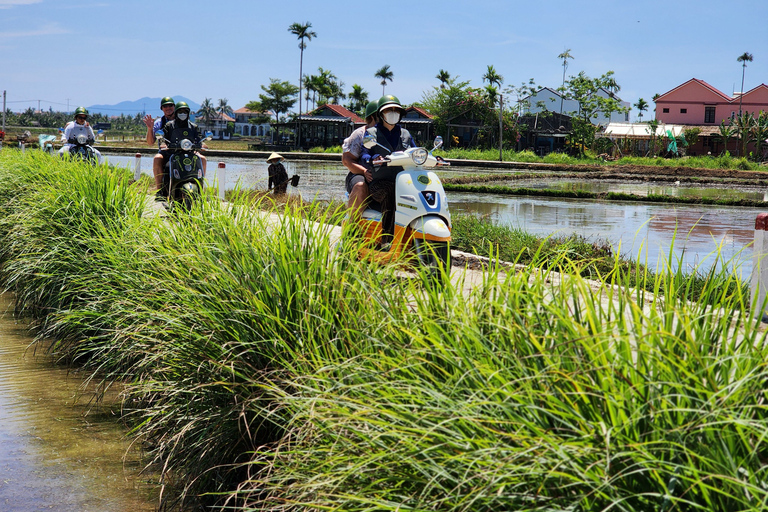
[1,149,767,511]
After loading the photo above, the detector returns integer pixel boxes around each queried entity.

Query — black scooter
[156,129,212,211]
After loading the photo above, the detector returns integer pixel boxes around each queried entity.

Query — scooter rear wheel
[413,238,451,282]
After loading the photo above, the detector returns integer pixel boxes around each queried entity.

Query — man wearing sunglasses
[58,106,102,163]
[143,97,176,199]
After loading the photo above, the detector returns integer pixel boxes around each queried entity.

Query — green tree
[436,69,450,89]
[347,84,369,114]
[288,21,317,114]
[196,98,216,131]
[733,111,757,157]
[557,49,573,117]
[248,79,299,143]
[482,65,504,159]
[751,110,768,162]
[563,71,627,156]
[717,119,736,155]
[737,51,753,116]
[646,119,660,156]
[216,98,234,119]
[374,65,393,96]
[633,98,648,121]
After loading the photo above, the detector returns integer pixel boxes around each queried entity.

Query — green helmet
[160,96,175,107]
[74,106,89,117]
[363,100,379,120]
[377,95,405,115]
[174,101,190,112]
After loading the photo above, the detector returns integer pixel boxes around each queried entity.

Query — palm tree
[737,52,753,116]
[436,69,450,89]
[216,98,233,118]
[482,65,504,160]
[752,111,768,162]
[557,49,574,117]
[733,111,757,157]
[375,65,393,96]
[633,98,648,122]
[289,21,317,147]
[196,98,216,133]
[347,84,369,114]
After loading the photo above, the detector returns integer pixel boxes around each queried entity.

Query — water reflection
[0,295,157,512]
[103,153,758,277]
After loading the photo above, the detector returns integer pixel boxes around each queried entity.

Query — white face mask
[383,111,401,125]
[177,112,189,121]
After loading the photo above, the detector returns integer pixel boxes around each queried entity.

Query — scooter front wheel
[413,238,451,282]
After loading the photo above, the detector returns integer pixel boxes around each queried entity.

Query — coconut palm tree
[196,98,216,132]
[634,98,648,121]
[557,49,573,117]
[482,65,504,160]
[216,98,233,118]
[347,84,369,114]
[737,52,753,116]
[436,69,450,89]
[375,65,393,96]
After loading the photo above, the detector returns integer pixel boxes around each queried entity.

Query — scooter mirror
[362,133,377,149]
[204,131,213,140]
[156,130,165,138]
[433,136,443,150]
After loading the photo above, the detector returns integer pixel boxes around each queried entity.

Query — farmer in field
[267,152,289,195]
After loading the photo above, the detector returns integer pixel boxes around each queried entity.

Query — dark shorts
[345,172,366,194]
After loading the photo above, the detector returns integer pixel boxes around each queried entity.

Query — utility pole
[37,99,41,112]
[498,94,503,162]
[2,90,6,133]
[66,98,70,113]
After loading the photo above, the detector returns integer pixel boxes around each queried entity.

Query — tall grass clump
[2,149,767,511]
[237,250,768,512]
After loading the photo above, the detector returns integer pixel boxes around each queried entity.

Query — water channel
[105,153,764,277]
[0,294,157,512]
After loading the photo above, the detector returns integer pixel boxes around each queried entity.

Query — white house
[523,86,630,125]
[233,107,272,138]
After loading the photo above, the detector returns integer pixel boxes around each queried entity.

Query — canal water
[104,154,762,277]
[0,294,157,512]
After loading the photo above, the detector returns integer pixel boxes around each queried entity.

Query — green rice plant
[237,250,768,512]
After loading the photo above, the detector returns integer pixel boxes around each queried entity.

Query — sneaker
[154,189,167,202]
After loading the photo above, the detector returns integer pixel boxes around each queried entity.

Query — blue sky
[1,0,766,120]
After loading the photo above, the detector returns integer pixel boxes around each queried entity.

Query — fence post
[217,162,226,200]
[133,153,142,181]
[751,213,768,321]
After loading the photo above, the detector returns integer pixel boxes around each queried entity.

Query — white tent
[602,122,686,139]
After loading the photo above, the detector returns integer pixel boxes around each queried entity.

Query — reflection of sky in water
[104,154,759,277]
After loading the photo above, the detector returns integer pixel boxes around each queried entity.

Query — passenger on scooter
[342,100,378,220]
[58,107,102,163]
[362,95,415,240]
[157,101,208,195]
[143,96,176,199]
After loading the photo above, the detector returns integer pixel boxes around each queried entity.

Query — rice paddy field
[1,149,768,511]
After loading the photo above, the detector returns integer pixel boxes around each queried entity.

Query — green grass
[0,148,766,511]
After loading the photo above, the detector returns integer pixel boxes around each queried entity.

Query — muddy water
[104,154,761,276]
[0,295,157,512]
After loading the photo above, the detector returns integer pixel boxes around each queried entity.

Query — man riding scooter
[156,101,208,199]
[58,107,102,164]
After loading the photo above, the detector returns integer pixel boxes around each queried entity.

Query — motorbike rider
[342,100,379,220]
[159,101,207,181]
[58,107,102,164]
[361,95,415,242]
[143,96,176,199]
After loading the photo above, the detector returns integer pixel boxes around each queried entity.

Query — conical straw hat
[267,152,284,163]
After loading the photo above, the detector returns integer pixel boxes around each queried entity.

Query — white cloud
[0,22,69,38]
[0,0,43,8]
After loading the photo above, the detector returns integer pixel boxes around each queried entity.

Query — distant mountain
[87,96,201,116]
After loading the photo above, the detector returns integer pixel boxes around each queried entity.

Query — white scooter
[352,135,452,274]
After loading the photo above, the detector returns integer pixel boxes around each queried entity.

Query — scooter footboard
[409,215,451,242]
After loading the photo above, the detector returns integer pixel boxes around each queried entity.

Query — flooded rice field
[105,154,764,277]
[0,294,157,512]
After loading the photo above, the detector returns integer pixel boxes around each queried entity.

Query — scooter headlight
[180,139,194,151]
[411,148,428,166]
[76,134,88,144]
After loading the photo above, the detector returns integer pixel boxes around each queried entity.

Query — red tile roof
[406,106,434,119]
[310,104,364,124]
